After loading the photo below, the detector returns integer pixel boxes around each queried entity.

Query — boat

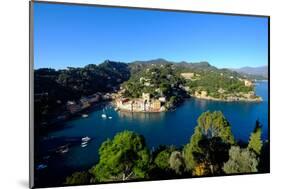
[101,114,107,118]
[56,145,69,154]
[81,136,91,142]
[82,114,88,118]
[81,144,87,148]
[60,147,69,154]
[108,116,112,119]
[36,164,48,170]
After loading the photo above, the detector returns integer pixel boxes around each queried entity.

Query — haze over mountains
[230,65,268,79]
[129,58,268,79]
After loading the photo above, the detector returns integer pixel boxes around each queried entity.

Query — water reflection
[117,111,165,122]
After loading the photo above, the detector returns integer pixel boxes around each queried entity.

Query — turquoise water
[37,81,268,186]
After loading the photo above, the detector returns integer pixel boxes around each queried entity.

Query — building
[80,97,91,109]
[195,90,208,98]
[151,100,161,110]
[142,93,150,101]
[115,92,165,112]
[181,72,195,80]
[144,82,151,86]
[244,80,253,87]
[158,97,166,102]
[201,91,208,97]
[66,101,81,114]
[218,88,225,94]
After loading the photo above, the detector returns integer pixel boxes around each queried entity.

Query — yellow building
[151,100,161,110]
[244,80,253,87]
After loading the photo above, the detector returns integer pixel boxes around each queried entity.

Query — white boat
[101,114,107,118]
[82,114,88,118]
[36,164,48,170]
[81,144,87,148]
[60,148,69,154]
[81,136,91,142]
[108,116,112,119]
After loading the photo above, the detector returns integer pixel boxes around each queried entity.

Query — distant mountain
[130,58,172,65]
[230,65,268,79]
[129,58,217,72]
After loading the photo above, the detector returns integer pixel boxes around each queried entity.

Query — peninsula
[34,59,264,127]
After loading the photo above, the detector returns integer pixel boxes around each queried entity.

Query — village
[115,92,167,112]
[38,69,261,128]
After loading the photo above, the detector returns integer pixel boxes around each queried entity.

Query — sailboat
[81,114,88,118]
[81,136,91,142]
[101,108,107,118]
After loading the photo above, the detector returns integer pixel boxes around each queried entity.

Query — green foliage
[197,111,235,144]
[122,64,187,106]
[35,61,130,130]
[223,146,259,174]
[182,69,254,99]
[169,151,185,175]
[90,131,150,182]
[184,111,234,171]
[248,120,263,155]
[183,127,203,170]
[64,171,90,185]
[154,147,174,171]
[193,137,230,175]
[57,61,130,95]
[64,111,268,183]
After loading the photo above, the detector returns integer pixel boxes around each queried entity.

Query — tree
[64,171,90,185]
[183,111,234,171]
[169,151,185,175]
[183,127,203,171]
[193,137,230,175]
[154,148,174,171]
[196,111,235,144]
[248,120,263,155]
[90,131,150,182]
[223,146,259,174]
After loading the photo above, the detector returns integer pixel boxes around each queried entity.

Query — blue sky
[34,2,268,69]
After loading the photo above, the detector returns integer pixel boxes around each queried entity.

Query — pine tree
[183,111,235,171]
[90,131,150,182]
[248,120,263,155]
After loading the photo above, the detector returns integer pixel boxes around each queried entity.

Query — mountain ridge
[230,65,268,79]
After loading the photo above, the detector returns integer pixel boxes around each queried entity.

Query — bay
[36,81,268,186]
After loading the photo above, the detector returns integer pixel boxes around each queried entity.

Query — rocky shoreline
[191,94,262,102]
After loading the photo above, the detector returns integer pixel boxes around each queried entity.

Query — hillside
[120,59,261,108]
[35,59,263,127]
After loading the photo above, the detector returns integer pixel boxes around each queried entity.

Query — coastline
[191,94,263,102]
[113,94,262,113]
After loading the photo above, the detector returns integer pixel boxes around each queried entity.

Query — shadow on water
[117,111,165,122]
